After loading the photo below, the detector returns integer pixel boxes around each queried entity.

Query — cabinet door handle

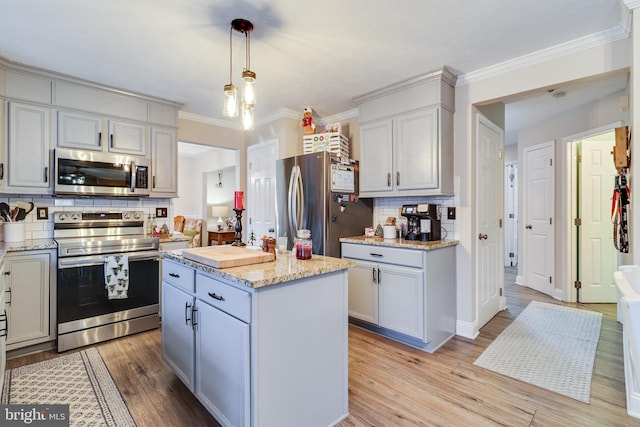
[169,272,180,278]
[152,176,156,190]
[191,306,198,330]
[208,292,225,301]
[185,301,192,325]
[0,309,7,339]
[372,267,376,284]
[44,166,48,183]
[369,253,383,258]
[110,134,114,148]
[0,163,4,180]
[98,131,102,147]
[378,268,381,284]
[387,173,391,187]
[397,172,400,186]
[6,287,11,307]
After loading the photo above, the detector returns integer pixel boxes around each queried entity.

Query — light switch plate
[447,207,456,220]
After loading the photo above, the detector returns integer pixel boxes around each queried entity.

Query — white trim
[623,0,640,10]
[456,25,630,87]
[178,110,242,129]
[455,319,478,340]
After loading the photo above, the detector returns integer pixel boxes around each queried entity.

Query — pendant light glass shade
[223,19,256,129]
[242,103,255,130]
[242,69,256,106]
[223,83,238,117]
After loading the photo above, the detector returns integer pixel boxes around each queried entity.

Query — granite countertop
[162,251,355,289]
[1,238,58,252]
[340,235,459,250]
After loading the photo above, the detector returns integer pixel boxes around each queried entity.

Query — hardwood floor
[6,270,634,426]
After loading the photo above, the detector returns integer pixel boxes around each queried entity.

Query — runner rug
[1,347,136,426]
[474,300,603,403]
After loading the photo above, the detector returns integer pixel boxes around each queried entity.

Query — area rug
[1,347,136,426]
[474,300,603,403]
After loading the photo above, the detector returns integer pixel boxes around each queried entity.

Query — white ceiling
[0,0,630,133]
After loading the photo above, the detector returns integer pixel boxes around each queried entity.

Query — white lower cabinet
[195,299,250,427]
[343,242,455,352]
[162,259,250,427]
[161,280,195,389]
[0,258,7,391]
[4,250,54,350]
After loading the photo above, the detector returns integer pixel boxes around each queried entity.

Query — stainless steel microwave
[54,148,150,197]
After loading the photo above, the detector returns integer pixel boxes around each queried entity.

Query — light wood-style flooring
[6,269,634,426]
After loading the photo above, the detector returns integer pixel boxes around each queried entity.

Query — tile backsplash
[0,195,171,241]
[369,176,460,240]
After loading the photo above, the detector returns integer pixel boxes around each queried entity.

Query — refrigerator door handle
[296,165,304,231]
[288,165,298,237]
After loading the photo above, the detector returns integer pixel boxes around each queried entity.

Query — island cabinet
[355,67,455,197]
[161,254,350,427]
[342,239,456,353]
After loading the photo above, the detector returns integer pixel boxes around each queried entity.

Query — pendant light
[222,19,256,130]
[223,24,238,117]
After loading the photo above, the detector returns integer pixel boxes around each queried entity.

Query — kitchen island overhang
[161,250,352,427]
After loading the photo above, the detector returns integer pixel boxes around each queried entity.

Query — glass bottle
[295,229,312,260]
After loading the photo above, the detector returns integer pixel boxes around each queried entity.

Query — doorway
[173,141,239,244]
[567,126,619,303]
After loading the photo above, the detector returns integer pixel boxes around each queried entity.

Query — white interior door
[476,114,504,329]
[579,135,618,302]
[247,140,277,248]
[523,141,555,296]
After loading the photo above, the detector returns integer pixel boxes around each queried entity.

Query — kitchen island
[161,251,353,427]
[340,236,458,353]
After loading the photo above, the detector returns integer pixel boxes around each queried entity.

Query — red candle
[234,191,244,210]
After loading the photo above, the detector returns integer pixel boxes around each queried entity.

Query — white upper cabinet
[58,111,103,151]
[108,119,147,155]
[150,127,178,197]
[7,102,53,193]
[356,67,455,197]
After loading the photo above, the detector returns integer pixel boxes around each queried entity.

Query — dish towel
[104,255,129,299]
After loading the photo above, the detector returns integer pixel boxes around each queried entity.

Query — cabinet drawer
[342,243,423,268]
[196,273,251,323]
[162,259,195,292]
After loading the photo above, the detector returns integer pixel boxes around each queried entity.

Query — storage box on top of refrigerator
[276,152,373,258]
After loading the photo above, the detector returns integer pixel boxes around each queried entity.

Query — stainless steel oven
[54,148,150,197]
[54,211,159,352]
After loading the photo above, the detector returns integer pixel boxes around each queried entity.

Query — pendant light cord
[229,25,233,84]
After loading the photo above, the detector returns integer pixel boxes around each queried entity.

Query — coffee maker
[400,204,441,241]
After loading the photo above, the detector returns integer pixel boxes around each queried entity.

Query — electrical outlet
[447,207,456,220]
[156,208,168,218]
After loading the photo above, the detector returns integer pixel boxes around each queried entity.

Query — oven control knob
[123,212,131,220]
[70,213,80,221]
[132,212,142,220]
[58,213,67,221]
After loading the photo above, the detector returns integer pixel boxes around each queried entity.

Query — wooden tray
[181,245,274,269]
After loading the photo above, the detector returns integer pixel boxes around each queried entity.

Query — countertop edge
[161,252,354,289]
[339,236,459,250]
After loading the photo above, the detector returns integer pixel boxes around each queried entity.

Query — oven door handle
[58,251,159,269]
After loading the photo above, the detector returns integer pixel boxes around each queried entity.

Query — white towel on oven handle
[104,255,129,299]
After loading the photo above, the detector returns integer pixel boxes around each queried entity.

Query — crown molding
[456,24,630,87]
[319,108,360,126]
[178,110,242,130]
[623,0,640,10]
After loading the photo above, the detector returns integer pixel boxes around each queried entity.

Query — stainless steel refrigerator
[276,151,373,258]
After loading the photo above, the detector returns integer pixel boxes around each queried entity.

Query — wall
[206,165,236,227]
[453,37,631,338]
